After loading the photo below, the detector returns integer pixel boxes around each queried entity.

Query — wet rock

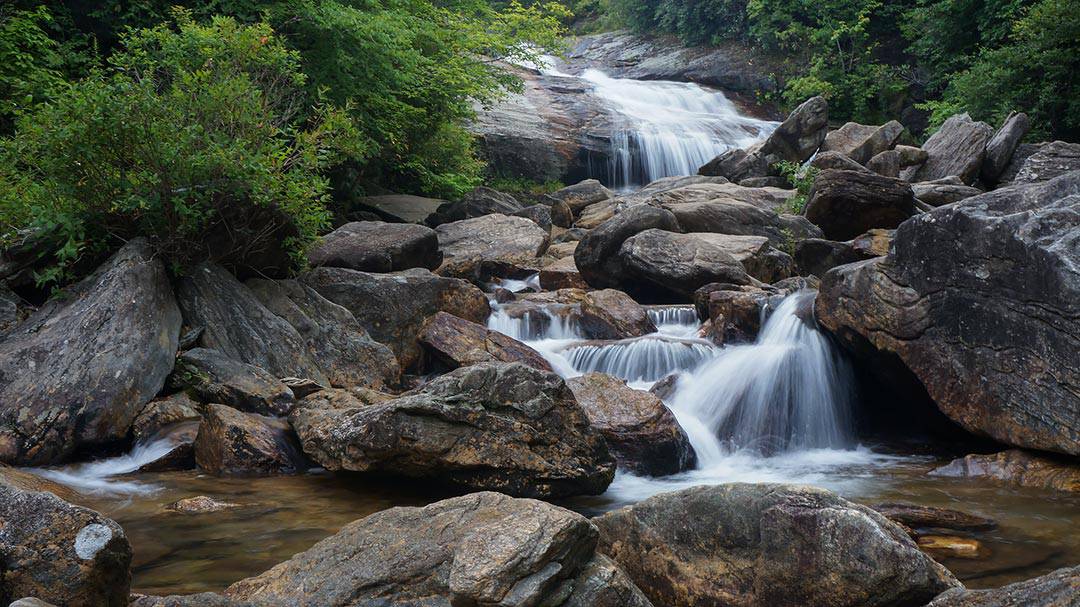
[357,193,446,224]
[176,348,295,417]
[871,502,996,531]
[307,221,442,272]
[564,554,655,607]
[165,496,239,514]
[1014,141,1080,184]
[551,179,615,215]
[981,112,1030,185]
[303,267,489,370]
[664,198,823,247]
[912,180,983,206]
[617,227,760,298]
[462,186,525,216]
[194,404,307,476]
[246,278,400,389]
[435,214,550,280]
[816,172,1080,455]
[418,311,553,372]
[131,393,201,442]
[907,113,994,184]
[0,482,132,607]
[0,239,181,465]
[594,483,960,607]
[9,599,59,607]
[135,421,199,473]
[926,565,1080,606]
[567,373,695,475]
[575,204,681,289]
[804,169,916,240]
[539,256,588,290]
[850,228,893,257]
[0,465,83,503]
[226,491,646,605]
[289,362,615,498]
[916,535,987,560]
[811,151,873,173]
[930,450,1080,493]
[130,594,251,607]
[177,263,328,386]
[512,204,553,230]
[699,284,771,343]
[579,289,656,339]
[794,238,867,277]
[867,149,901,178]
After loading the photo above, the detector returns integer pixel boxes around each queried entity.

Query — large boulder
[912,178,983,207]
[246,278,399,389]
[289,362,615,498]
[307,221,441,272]
[462,186,525,216]
[575,204,681,289]
[698,97,827,180]
[980,112,1030,185]
[435,214,550,280]
[175,348,294,416]
[795,238,870,277]
[0,239,181,465]
[664,199,823,247]
[357,193,446,224]
[177,263,328,385]
[816,172,1080,455]
[929,449,1080,493]
[927,565,1079,606]
[131,393,201,442]
[550,179,614,215]
[0,482,132,607]
[566,373,695,475]
[810,151,873,173]
[821,121,904,165]
[302,267,489,369]
[907,114,993,184]
[194,404,307,476]
[1014,141,1080,184]
[594,483,960,607]
[804,169,916,240]
[225,491,650,606]
[579,289,656,339]
[418,311,553,371]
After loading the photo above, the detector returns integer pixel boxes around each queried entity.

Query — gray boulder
[357,194,446,224]
[619,230,755,300]
[980,112,1030,185]
[866,149,900,178]
[907,113,993,184]
[817,171,1080,455]
[177,263,328,385]
[175,348,295,416]
[0,482,132,607]
[462,186,525,216]
[1014,141,1080,184]
[811,151,873,173]
[594,483,960,607]
[246,278,400,389]
[664,198,823,247]
[927,565,1079,606]
[575,204,681,289]
[302,267,489,369]
[225,491,650,606]
[0,239,181,465]
[194,404,307,476]
[551,179,615,215]
[912,179,983,207]
[417,311,553,372]
[435,214,550,280]
[307,221,441,272]
[822,120,905,165]
[289,362,615,498]
[758,96,829,165]
[579,289,657,339]
[805,169,916,240]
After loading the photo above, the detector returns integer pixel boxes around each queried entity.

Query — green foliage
[775,160,817,215]
[487,176,566,195]
[0,16,357,283]
[0,6,67,133]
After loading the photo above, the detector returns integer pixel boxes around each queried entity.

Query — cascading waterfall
[668,291,854,463]
[579,70,776,189]
[560,336,716,383]
[647,306,701,339]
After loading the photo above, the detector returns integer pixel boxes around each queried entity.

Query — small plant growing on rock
[776,160,818,214]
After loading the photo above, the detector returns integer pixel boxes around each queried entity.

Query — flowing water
[536,56,777,189]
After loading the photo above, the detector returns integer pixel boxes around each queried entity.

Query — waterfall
[647,306,701,339]
[580,70,776,189]
[669,291,854,462]
[27,436,178,495]
[560,336,716,383]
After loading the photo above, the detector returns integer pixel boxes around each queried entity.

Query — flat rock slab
[307,221,442,272]
[418,311,553,372]
[930,449,1080,493]
[927,565,1080,606]
[289,362,615,498]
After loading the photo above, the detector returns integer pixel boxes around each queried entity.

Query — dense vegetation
[610,0,1079,140]
[0,0,564,280]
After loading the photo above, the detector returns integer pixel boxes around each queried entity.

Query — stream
[22,66,1080,596]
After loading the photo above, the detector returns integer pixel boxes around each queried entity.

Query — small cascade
[490,273,541,294]
[580,70,776,189]
[647,306,701,339]
[670,291,854,462]
[486,307,583,342]
[561,336,717,383]
[28,436,178,495]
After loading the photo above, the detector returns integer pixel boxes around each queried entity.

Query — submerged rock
[0,239,181,465]
[817,172,1080,455]
[927,565,1080,606]
[594,483,960,607]
[0,482,132,607]
[567,373,695,475]
[303,267,489,370]
[194,404,307,476]
[418,311,553,372]
[306,221,442,272]
[290,362,615,498]
[165,496,239,514]
[226,491,649,606]
[930,449,1080,493]
[871,502,996,532]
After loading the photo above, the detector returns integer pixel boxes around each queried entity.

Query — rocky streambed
[3,31,1080,607]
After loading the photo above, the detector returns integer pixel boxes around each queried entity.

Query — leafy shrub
[0,6,67,133]
[775,160,818,215]
[0,15,358,284]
